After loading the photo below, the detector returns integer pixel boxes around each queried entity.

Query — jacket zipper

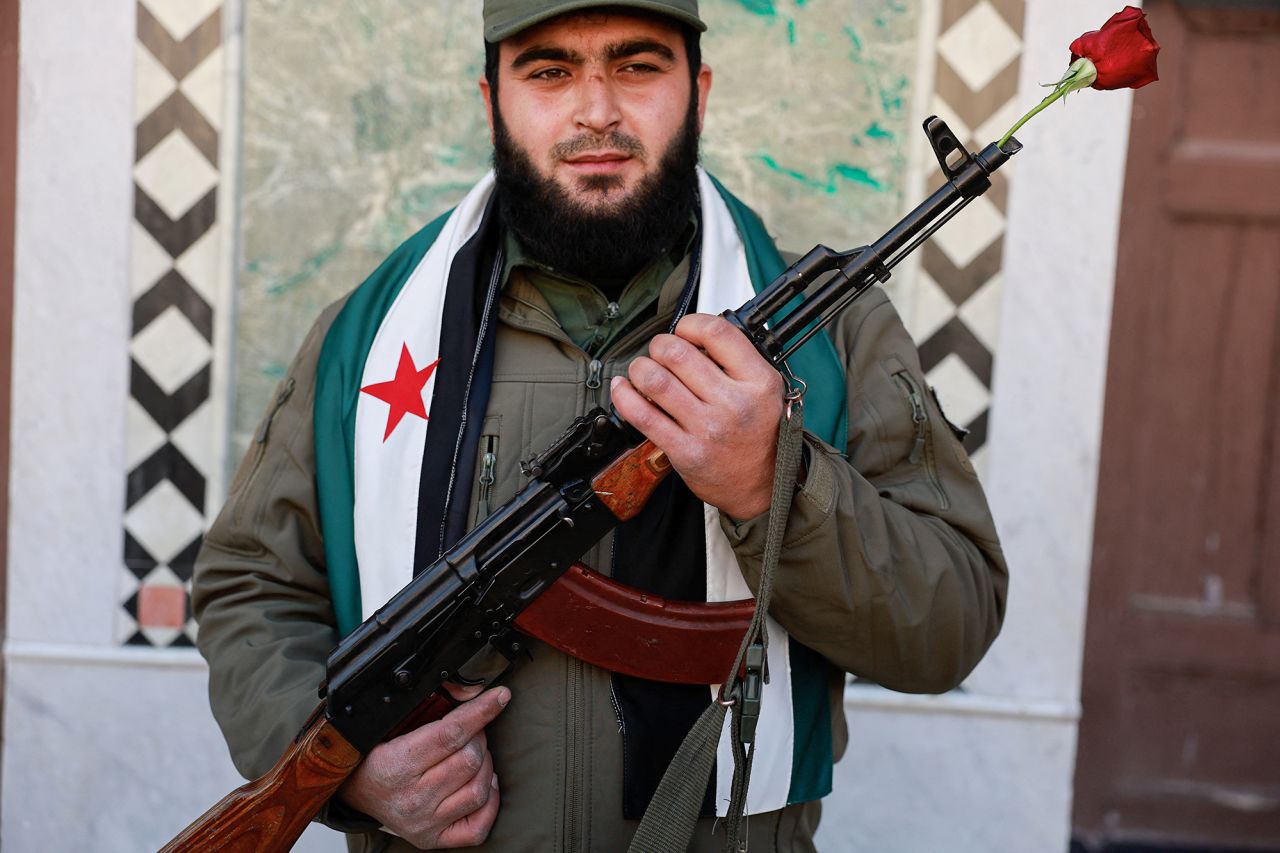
[893,370,949,509]
[476,436,497,521]
[565,656,585,851]
[584,358,605,408]
[437,253,504,555]
[563,375,607,851]
[586,358,604,390]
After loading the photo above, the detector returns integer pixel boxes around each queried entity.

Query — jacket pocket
[230,377,296,527]
[888,364,949,510]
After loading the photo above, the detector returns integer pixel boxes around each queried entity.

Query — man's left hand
[611,313,784,520]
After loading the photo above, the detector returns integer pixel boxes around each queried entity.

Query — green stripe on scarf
[314,210,452,638]
[708,176,843,806]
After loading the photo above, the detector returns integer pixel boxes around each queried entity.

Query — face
[481,11,712,213]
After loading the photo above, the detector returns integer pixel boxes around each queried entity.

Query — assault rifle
[160,119,1019,852]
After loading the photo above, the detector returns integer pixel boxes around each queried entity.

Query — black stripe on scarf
[613,476,717,819]
[414,196,502,571]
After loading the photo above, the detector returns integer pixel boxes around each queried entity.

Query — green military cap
[483,0,706,43]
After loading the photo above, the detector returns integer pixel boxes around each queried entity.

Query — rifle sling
[628,407,806,853]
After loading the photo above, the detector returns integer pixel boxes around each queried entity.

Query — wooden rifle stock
[158,710,361,853]
[160,693,460,853]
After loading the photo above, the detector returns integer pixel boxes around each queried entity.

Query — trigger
[454,633,528,686]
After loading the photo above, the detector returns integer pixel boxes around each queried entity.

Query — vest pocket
[230,376,295,527]
[889,365,950,510]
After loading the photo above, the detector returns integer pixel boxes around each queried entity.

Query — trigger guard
[454,631,529,687]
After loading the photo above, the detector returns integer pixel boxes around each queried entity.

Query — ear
[694,64,712,133]
[479,76,496,143]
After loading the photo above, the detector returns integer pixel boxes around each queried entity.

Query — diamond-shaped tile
[142,625,184,647]
[115,608,140,644]
[932,194,1004,269]
[937,1,1023,92]
[142,564,185,587]
[142,0,221,41]
[131,305,211,395]
[926,353,991,428]
[131,221,173,296]
[171,400,215,483]
[175,222,222,303]
[126,398,168,471]
[180,45,224,131]
[124,480,206,565]
[135,41,176,123]
[975,96,1024,150]
[959,272,1004,352]
[905,268,956,345]
[134,130,219,220]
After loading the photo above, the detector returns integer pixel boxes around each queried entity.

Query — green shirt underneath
[499,225,694,358]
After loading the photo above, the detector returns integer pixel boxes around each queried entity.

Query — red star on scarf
[360,344,440,441]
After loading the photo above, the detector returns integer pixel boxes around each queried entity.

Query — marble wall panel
[120,0,230,647]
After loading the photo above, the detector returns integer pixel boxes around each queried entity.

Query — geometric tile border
[914,0,1025,464]
[120,0,226,647]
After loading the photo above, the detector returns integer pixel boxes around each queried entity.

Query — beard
[491,97,700,286]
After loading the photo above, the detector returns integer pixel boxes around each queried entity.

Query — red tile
[138,585,187,628]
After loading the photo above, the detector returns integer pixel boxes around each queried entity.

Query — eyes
[527,62,664,83]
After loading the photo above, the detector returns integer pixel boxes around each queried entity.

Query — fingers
[609,313,785,520]
[624,352,706,428]
[642,333,723,405]
[609,374,687,452]
[671,314,776,384]
[435,774,501,848]
[396,685,509,769]
[431,743,495,825]
[336,687,510,848]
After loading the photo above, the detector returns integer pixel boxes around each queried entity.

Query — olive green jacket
[192,253,1008,852]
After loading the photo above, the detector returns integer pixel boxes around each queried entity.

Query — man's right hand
[337,686,511,848]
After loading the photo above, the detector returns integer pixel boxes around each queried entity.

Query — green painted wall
[234,0,921,455]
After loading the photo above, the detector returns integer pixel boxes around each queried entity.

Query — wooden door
[1073,2,1280,848]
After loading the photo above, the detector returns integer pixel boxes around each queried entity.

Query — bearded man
[192,2,1008,850]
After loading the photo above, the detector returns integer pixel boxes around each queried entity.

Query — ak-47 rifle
[160,119,1019,853]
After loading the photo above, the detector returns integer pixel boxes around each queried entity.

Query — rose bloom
[1069,5,1160,90]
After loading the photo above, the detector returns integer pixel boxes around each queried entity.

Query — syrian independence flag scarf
[314,168,849,817]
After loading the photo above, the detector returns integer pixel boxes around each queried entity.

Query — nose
[573,73,622,134]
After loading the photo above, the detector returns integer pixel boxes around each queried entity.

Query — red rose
[1069,6,1160,90]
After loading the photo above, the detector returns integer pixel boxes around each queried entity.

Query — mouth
[562,152,633,173]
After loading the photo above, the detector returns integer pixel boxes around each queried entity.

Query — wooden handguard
[515,562,755,684]
[159,710,362,853]
[591,438,672,521]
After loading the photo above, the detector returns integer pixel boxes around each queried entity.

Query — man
[192,2,1008,850]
